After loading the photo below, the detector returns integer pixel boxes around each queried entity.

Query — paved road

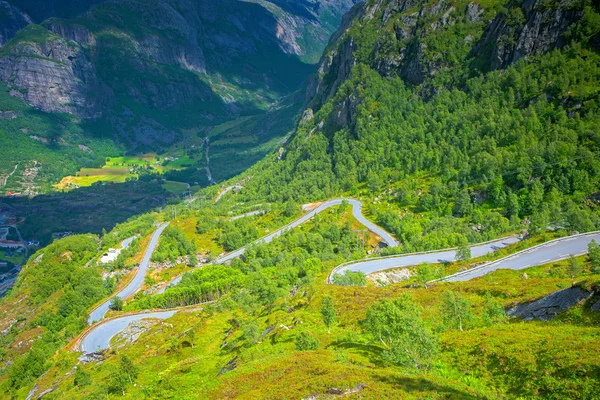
[441,232,600,282]
[164,198,398,289]
[81,311,177,352]
[331,236,521,279]
[215,185,243,202]
[230,210,264,221]
[220,199,398,262]
[87,223,169,324]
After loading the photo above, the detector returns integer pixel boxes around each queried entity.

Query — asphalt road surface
[331,236,521,279]
[164,199,398,289]
[215,185,243,202]
[81,310,177,352]
[441,232,600,282]
[87,223,169,324]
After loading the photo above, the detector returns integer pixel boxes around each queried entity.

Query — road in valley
[79,193,600,355]
[230,210,264,221]
[87,223,169,324]
[81,310,177,352]
[81,198,395,349]
[214,185,243,202]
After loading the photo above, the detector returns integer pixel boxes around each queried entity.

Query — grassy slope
[33,256,600,399]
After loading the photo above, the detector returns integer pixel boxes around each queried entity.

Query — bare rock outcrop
[507,286,593,321]
[0,26,107,118]
[473,0,585,71]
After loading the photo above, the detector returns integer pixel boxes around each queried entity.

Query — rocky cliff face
[0,0,358,127]
[0,25,107,118]
[474,0,586,71]
[307,0,590,112]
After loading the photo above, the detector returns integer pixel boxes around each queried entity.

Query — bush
[332,270,367,286]
[295,332,319,351]
[109,297,124,311]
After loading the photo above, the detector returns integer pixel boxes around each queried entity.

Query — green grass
[161,180,189,196]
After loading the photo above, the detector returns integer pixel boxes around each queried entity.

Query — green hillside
[1,0,600,399]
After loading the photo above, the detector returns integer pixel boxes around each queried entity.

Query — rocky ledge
[507,286,594,321]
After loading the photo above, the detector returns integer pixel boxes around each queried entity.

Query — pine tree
[321,295,336,334]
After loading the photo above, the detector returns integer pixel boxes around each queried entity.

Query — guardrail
[435,230,600,282]
[167,198,397,288]
[327,234,521,284]
[75,303,210,352]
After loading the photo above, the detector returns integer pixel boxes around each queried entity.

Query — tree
[108,355,139,395]
[74,366,91,387]
[321,295,336,334]
[109,296,124,311]
[529,206,550,235]
[505,191,520,220]
[295,332,319,350]
[568,255,582,278]
[482,292,507,326]
[119,355,138,384]
[242,320,261,345]
[588,240,600,273]
[364,295,438,369]
[332,270,366,286]
[440,291,473,331]
[453,189,472,217]
[455,242,471,262]
[415,264,437,288]
[284,200,299,218]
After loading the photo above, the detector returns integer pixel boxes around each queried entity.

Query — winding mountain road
[440,231,600,282]
[80,199,394,350]
[87,223,169,324]
[81,310,177,352]
[215,185,243,202]
[78,197,600,354]
[329,236,522,281]
[164,198,398,289]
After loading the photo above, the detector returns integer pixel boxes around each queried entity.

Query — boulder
[508,286,593,321]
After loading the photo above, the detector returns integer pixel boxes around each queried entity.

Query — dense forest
[233,0,600,251]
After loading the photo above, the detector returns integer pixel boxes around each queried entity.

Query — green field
[54,154,192,190]
[161,180,190,195]
[55,166,135,189]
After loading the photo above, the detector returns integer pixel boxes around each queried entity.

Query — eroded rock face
[507,286,593,321]
[0,28,107,118]
[308,0,588,118]
[474,0,585,71]
[0,0,359,126]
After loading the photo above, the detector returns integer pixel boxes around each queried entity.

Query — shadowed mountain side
[5,0,109,22]
[1,180,168,245]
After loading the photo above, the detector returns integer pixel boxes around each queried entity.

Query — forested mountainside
[237,0,600,249]
[1,0,600,399]
[0,0,359,192]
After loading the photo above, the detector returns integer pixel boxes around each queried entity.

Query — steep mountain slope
[0,0,359,192]
[239,0,600,251]
[1,1,600,398]
[0,1,31,46]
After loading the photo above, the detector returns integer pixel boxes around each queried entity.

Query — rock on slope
[0,0,359,120]
[0,25,106,118]
[307,0,590,113]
